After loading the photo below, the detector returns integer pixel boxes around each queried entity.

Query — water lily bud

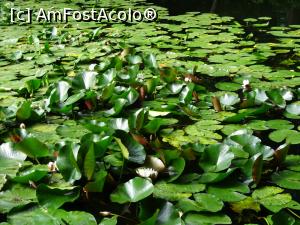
[51,27,58,37]
[120,48,130,59]
[242,79,251,91]
[282,90,293,101]
[19,123,26,129]
[89,63,97,71]
[179,211,184,218]
[29,181,37,189]
[145,155,165,172]
[47,161,58,172]
[99,211,113,216]
[184,76,192,82]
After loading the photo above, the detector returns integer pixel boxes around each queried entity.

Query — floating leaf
[272,170,300,190]
[115,133,146,164]
[84,170,107,193]
[154,182,205,201]
[156,202,181,225]
[283,155,300,171]
[230,197,260,214]
[13,165,48,184]
[84,144,96,180]
[194,193,224,212]
[0,143,26,161]
[36,184,80,211]
[184,212,232,225]
[53,210,97,225]
[8,207,60,225]
[269,129,300,144]
[207,182,249,202]
[99,216,118,225]
[0,184,36,213]
[110,177,154,204]
[15,137,49,158]
[56,143,81,183]
[252,186,292,212]
[199,144,234,172]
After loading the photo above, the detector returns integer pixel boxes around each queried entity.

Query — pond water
[150,0,300,25]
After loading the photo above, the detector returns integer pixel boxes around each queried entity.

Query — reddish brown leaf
[212,96,222,112]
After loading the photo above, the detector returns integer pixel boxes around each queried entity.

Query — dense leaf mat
[0,0,300,224]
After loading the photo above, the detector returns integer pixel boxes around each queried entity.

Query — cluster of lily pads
[1,0,300,224]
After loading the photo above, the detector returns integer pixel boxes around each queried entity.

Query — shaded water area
[150,0,300,25]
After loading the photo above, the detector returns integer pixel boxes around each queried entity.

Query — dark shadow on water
[149,0,300,25]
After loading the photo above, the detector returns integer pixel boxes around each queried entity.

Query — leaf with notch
[199,144,234,172]
[110,177,154,204]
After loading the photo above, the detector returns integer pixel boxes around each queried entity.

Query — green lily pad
[207,181,250,202]
[184,212,232,225]
[199,144,234,172]
[53,210,97,225]
[272,170,300,190]
[0,184,37,214]
[215,82,241,91]
[156,202,181,225]
[269,129,300,144]
[153,182,205,201]
[13,165,48,183]
[110,177,154,204]
[252,186,293,212]
[7,207,61,225]
[36,184,80,211]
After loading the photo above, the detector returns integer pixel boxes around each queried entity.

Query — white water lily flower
[184,77,192,82]
[282,90,293,101]
[89,64,97,71]
[136,167,158,179]
[51,27,58,37]
[48,161,58,172]
[242,79,250,89]
[82,71,98,89]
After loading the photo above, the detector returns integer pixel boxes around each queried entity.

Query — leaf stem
[288,208,300,220]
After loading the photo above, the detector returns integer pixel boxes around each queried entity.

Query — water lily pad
[0,184,37,213]
[110,177,154,204]
[13,165,48,183]
[265,120,294,130]
[272,170,300,190]
[153,182,205,201]
[207,181,250,202]
[156,202,181,225]
[199,144,234,172]
[7,207,61,225]
[269,129,300,144]
[252,186,293,212]
[230,197,260,214]
[215,82,241,91]
[184,212,232,225]
[193,193,224,212]
[36,184,80,211]
[283,155,300,172]
[53,210,97,225]
[15,137,49,158]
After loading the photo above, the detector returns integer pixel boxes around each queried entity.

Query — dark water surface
[150,0,300,25]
